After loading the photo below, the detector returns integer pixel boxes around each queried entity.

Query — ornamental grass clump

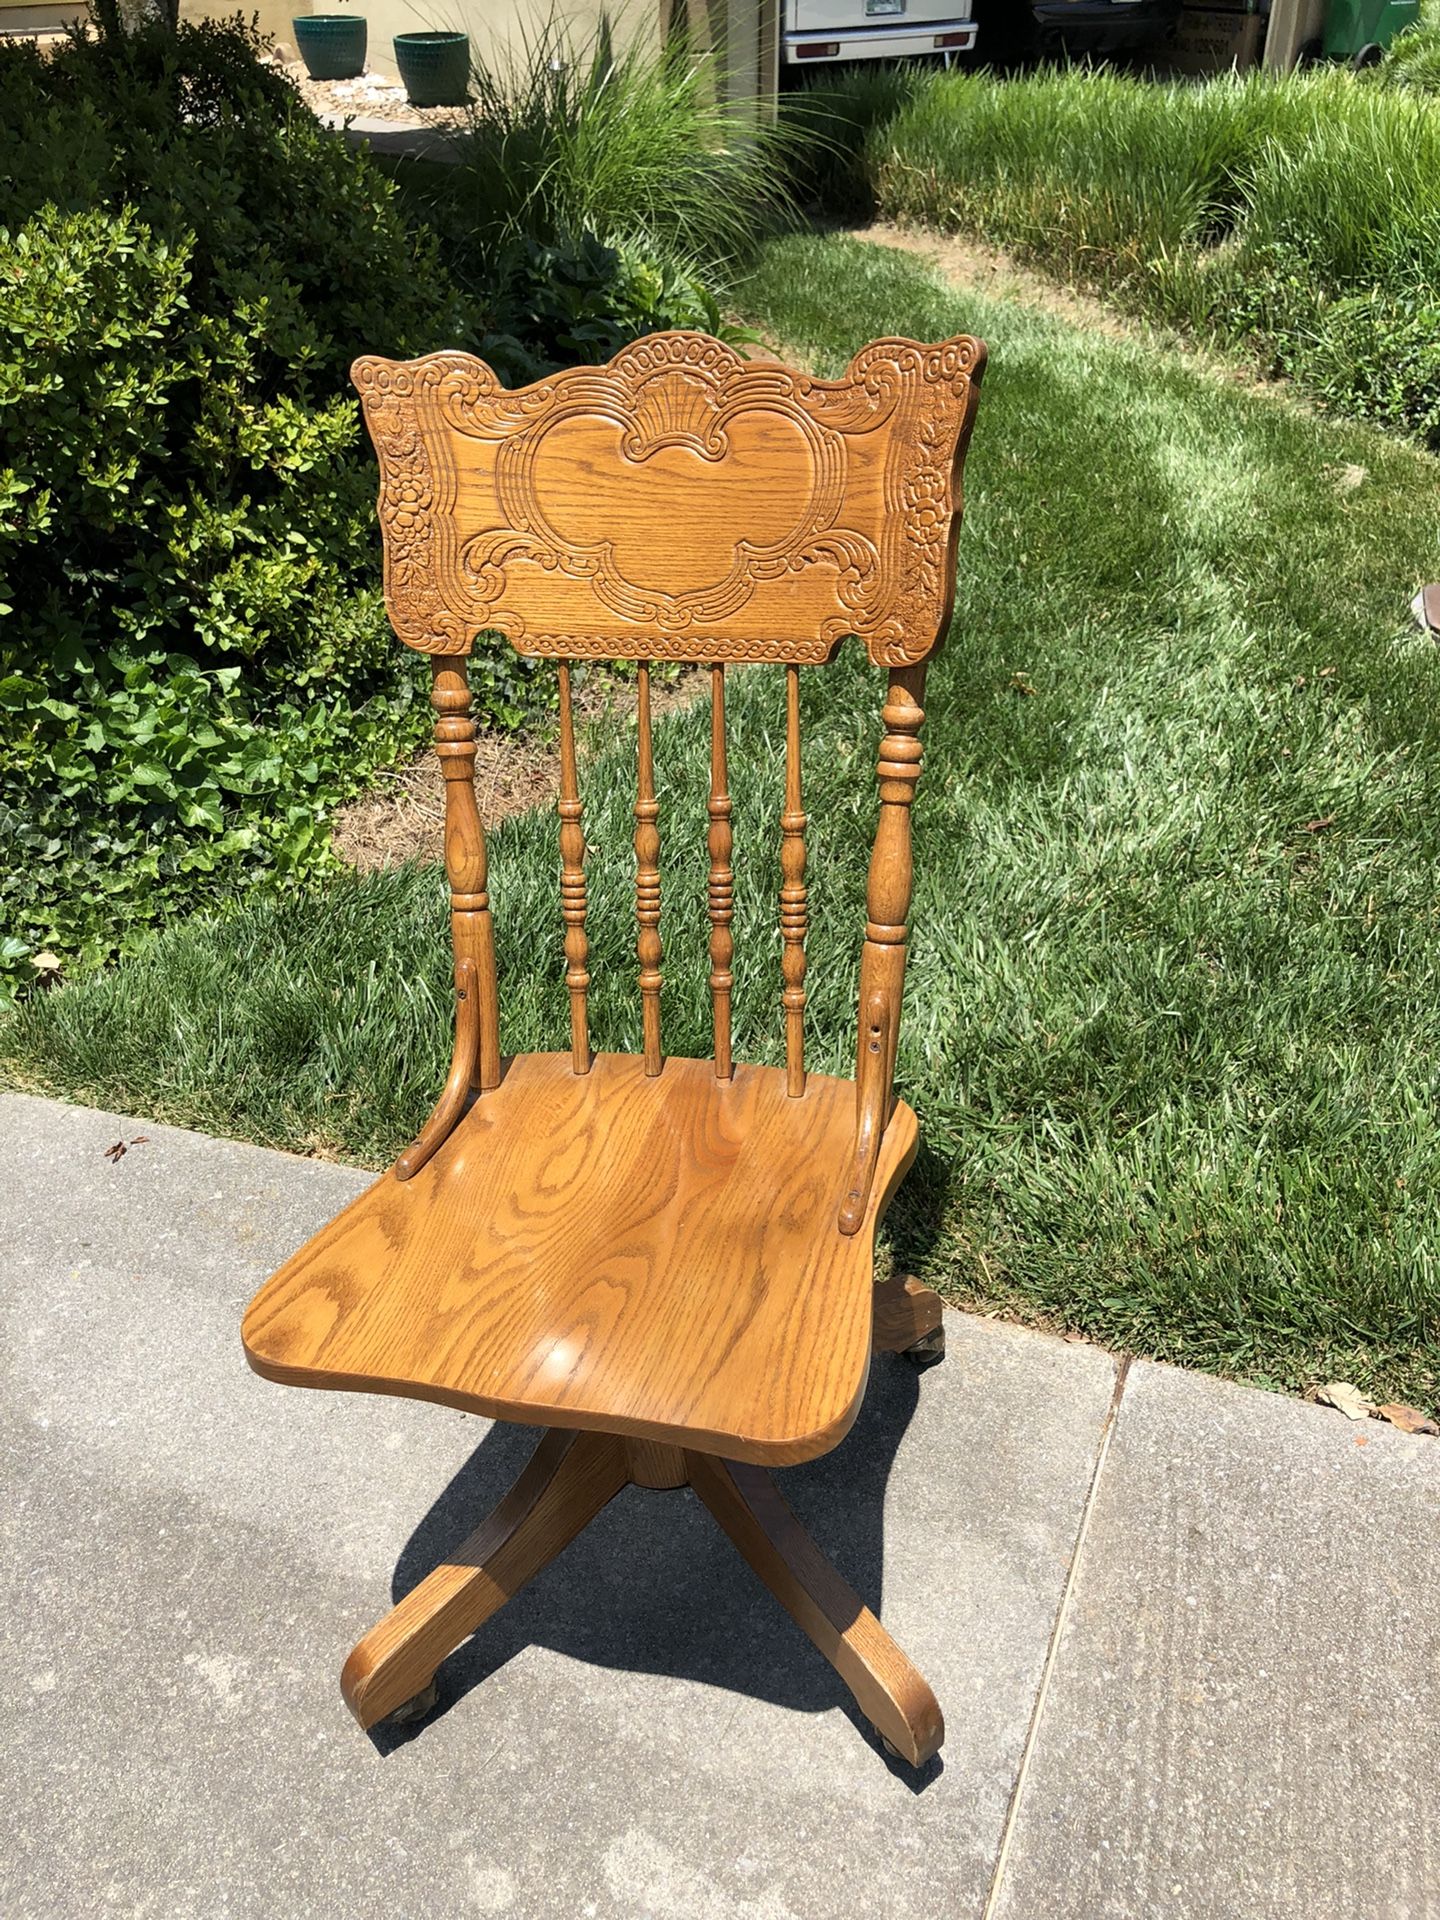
[448,16,802,277]
[801,59,1440,445]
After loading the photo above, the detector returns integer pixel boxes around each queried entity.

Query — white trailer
[781,0,977,69]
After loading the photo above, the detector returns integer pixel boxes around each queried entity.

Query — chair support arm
[395,958,479,1182]
[837,989,892,1236]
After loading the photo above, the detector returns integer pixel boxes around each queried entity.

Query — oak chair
[241,329,986,1768]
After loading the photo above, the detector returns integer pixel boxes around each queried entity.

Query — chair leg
[341,1427,629,1731]
[685,1450,944,1767]
[872,1273,946,1364]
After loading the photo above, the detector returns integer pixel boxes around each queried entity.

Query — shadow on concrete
[375,1352,937,1787]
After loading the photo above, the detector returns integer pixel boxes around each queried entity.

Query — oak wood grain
[780,663,807,1098]
[243,1053,917,1465]
[431,660,501,1091]
[351,332,986,666]
[342,1427,940,1760]
[634,662,663,1076]
[394,957,478,1183]
[707,663,734,1082]
[624,1438,689,1489]
[556,661,591,1074]
[245,330,991,1770]
[871,1274,944,1355]
[839,664,926,1235]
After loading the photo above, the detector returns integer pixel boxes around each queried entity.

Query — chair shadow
[373,1350,940,1789]
[882,1134,957,1288]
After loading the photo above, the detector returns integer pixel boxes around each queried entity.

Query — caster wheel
[381,1678,439,1728]
[882,1737,901,1759]
[900,1327,945,1367]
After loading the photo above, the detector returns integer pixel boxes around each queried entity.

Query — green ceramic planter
[293,15,367,80]
[393,30,470,107]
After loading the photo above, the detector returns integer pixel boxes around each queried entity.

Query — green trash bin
[1322,0,1421,62]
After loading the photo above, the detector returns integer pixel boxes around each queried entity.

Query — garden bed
[280,60,470,130]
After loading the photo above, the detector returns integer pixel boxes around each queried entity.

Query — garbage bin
[1320,0,1419,62]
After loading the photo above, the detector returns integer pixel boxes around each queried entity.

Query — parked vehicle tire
[974,0,1041,64]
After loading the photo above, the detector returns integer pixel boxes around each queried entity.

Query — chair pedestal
[341,1286,946,1768]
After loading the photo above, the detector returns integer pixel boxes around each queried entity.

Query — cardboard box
[1169,4,1266,70]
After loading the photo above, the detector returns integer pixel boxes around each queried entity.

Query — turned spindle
[431,658,500,1091]
[634,661,663,1075]
[838,663,926,1232]
[556,662,591,1074]
[708,664,735,1081]
[780,664,808,1097]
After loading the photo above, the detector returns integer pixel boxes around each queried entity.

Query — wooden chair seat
[243,1052,918,1465]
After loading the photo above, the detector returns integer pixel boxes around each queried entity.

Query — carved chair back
[353,331,986,1230]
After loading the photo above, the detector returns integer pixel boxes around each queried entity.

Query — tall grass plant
[449,15,801,275]
[801,61,1440,444]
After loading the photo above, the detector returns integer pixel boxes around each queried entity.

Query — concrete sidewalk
[2,1091,1436,1919]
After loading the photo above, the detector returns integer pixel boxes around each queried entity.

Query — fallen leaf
[1316,1380,1371,1421]
[103,1140,127,1163]
[1303,815,1336,835]
[1009,672,1036,696]
[1375,1402,1439,1436]
[1334,463,1367,492]
[30,949,62,974]
[1063,1331,1089,1344]
[129,1135,149,1146]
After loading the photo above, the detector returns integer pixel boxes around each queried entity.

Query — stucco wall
[179,0,301,53]
[353,0,654,79]
[201,0,661,78]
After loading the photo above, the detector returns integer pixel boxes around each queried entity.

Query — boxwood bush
[0,18,475,1000]
[0,13,732,1005]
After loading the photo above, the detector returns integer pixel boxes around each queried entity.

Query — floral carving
[351,329,985,666]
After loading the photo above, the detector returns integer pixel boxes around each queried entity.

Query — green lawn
[7,231,1440,1410]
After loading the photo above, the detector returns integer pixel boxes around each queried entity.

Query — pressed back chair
[242,329,986,1769]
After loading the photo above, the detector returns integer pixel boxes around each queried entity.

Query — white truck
[781,0,977,69]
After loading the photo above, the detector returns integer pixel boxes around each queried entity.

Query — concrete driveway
[3,1093,1436,1918]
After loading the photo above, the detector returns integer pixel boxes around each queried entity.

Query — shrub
[476,230,730,384]
[0,12,749,1004]
[0,19,477,1002]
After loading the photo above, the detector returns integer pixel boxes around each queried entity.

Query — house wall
[1263,0,1327,65]
[180,0,301,54]
[248,0,663,80]
[11,0,771,111]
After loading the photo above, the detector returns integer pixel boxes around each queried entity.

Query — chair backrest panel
[353,330,986,1231]
[352,331,984,667]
